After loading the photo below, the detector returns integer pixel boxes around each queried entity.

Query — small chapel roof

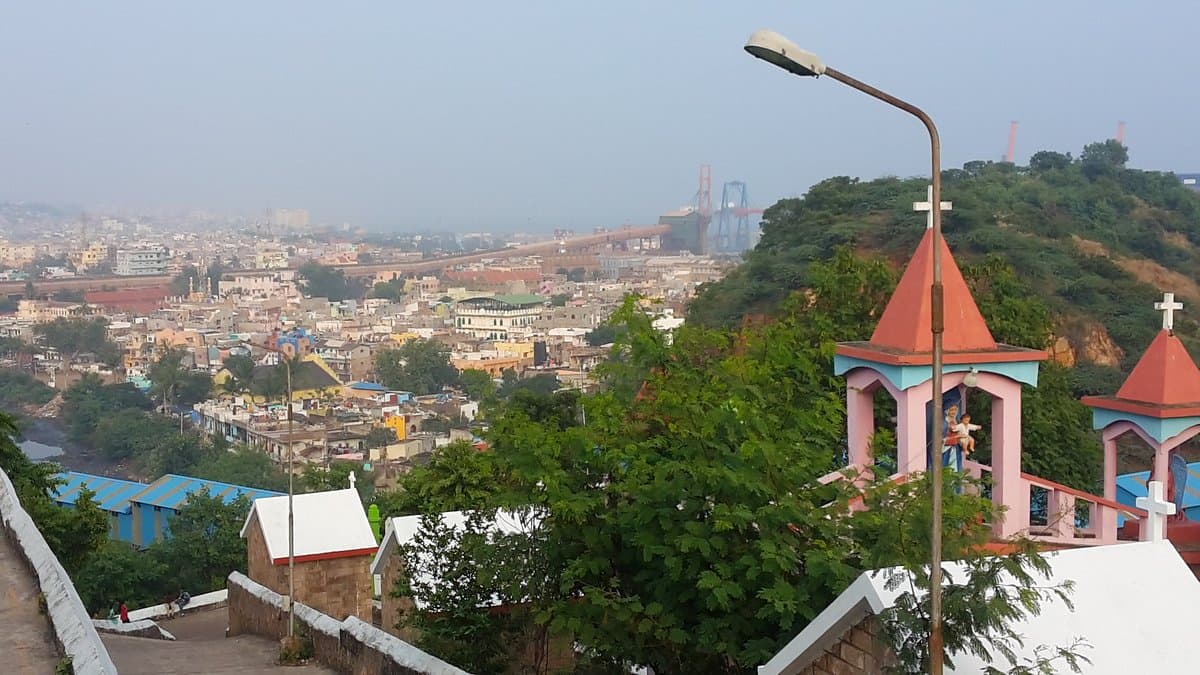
[836,228,1044,366]
[760,541,1200,674]
[241,488,378,565]
[1084,294,1200,418]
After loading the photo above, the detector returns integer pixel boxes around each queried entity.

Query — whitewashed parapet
[0,468,118,675]
[228,571,469,675]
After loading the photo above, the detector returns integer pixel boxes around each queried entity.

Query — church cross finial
[913,185,952,230]
[348,471,357,490]
[1136,480,1176,542]
[1155,292,1183,331]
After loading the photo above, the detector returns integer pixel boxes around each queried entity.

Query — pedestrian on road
[118,600,129,624]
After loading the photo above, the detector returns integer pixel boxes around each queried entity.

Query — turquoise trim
[1091,408,1200,444]
[833,355,1041,391]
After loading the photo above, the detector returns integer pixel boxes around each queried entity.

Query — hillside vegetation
[691,140,1200,384]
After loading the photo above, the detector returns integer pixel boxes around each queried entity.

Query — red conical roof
[1115,330,1200,406]
[869,229,997,353]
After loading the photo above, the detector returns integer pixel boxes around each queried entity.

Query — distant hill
[690,140,1200,385]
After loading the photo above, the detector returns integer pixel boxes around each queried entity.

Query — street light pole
[242,339,296,639]
[744,30,946,673]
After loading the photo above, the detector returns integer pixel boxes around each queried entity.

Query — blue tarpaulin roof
[129,474,283,511]
[349,381,388,392]
[1116,462,1200,520]
[51,472,148,514]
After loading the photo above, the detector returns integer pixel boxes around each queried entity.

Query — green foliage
[34,317,122,366]
[62,374,152,443]
[155,492,251,593]
[584,324,621,347]
[377,441,503,518]
[497,372,560,400]
[549,293,572,307]
[363,426,397,449]
[147,347,212,407]
[190,444,290,492]
[0,369,55,409]
[370,278,406,301]
[73,493,254,614]
[689,141,1200,368]
[392,509,549,673]
[297,262,361,302]
[300,461,375,502]
[458,368,496,401]
[220,354,256,396]
[374,339,459,395]
[566,267,587,283]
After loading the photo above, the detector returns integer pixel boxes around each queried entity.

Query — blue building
[52,471,283,547]
[52,473,147,543]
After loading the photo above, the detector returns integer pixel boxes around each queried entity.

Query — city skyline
[1,1,1195,230]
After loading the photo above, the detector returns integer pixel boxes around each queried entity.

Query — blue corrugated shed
[130,474,283,510]
[52,472,147,512]
[1116,463,1200,522]
[51,472,149,543]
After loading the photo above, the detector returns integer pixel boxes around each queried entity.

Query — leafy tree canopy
[375,339,459,395]
[297,261,362,302]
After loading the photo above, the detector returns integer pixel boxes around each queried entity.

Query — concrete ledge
[128,588,228,622]
[93,618,177,641]
[228,571,469,674]
[0,468,118,674]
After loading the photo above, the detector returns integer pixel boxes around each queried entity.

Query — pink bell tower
[833,229,1047,538]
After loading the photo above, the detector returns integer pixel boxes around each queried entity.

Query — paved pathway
[0,531,61,673]
[102,607,334,674]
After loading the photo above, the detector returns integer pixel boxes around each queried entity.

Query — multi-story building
[71,243,111,272]
[453,294,546,340]
[254,249,289,269]
[114,245,170,276]
[315,339,374,382]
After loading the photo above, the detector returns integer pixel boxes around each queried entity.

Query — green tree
[584,324,620,347]
[567,267,587,283]
[220,353,257,397]
[74,540,169,615]
[363,426,397,449]
[549,293,571,307]
[374,340,459,395]
[191,444,289,492]
[153,492,252,593]
[377,441,502,517]
[297,262,360,302]
[35,317,121,366]
[458,368,496,401]
[148,346,212,408]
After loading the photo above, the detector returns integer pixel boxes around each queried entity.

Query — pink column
[987,376,1026,538]
[1094,437,1119,543]
[845,371,878,471]
[895,384,930,476]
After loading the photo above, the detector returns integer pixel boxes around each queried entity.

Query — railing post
[1048,490,1077,540]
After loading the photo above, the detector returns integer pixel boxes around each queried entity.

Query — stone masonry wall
[228,571,467,675]
[797,615,895,675]
[246,515,374,621]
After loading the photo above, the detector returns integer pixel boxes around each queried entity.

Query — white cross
[348,471,357,490]
[1136,480,1176,542]
[913,185,952,230]
[1155,292,1183,331]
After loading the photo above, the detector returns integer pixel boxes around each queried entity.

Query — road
[0,530,62,673]
[102,607,334,674]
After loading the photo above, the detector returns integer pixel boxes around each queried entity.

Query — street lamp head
[744,29,826,77]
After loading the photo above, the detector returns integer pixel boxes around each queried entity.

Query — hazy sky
[1,2,1195,230]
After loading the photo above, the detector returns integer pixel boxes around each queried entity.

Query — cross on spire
[348,471,357,490]
[913,185,952,230]
[1136,479,1176,542]
[1155,292,1183,331]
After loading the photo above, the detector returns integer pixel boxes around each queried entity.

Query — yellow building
[214,354,342,403]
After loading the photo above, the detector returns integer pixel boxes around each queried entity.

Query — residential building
[453,294,545,340]
[115,245,170,276]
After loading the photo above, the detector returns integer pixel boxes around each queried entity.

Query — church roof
[1085,330,1200,418]
[836,229,1044,366]
[760,541,1200,674]
[872,228,995,353]
[241,488,377,565]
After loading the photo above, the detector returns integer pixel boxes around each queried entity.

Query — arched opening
[871,386,898,474]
